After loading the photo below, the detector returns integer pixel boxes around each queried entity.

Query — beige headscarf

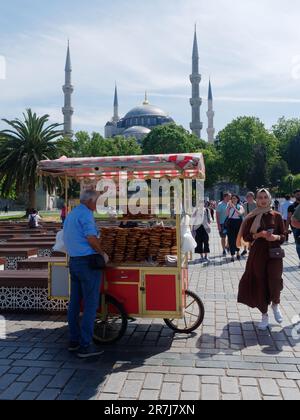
[236,188,272,248]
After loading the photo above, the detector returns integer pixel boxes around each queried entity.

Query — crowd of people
[192,188,300,331]
[193,189,300,267]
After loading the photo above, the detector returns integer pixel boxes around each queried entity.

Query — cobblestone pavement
[1,223,300,400]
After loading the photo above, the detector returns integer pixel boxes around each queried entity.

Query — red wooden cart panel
[106,282,139,314]
[145,274,177,312]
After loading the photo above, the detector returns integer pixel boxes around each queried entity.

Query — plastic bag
[181,215,197,253]
[53,230,67,253]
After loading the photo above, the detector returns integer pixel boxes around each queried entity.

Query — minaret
[190,26,203,138]
[112,84,120,123]
[207,79,215,143]
[62,41,74,138]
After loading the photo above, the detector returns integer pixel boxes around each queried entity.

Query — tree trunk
[28,185,37,210]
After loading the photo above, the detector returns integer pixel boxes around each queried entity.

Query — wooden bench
[17,257,67,270]
[7,237,56,244]
[0,270,48,288]
[0,248,38,270]
[0,242,54,249]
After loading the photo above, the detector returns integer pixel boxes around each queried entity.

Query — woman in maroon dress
[237,189,286,331]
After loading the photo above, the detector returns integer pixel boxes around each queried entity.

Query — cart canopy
[38,153,205,180]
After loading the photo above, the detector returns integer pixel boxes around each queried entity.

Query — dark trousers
[195,226,210,255]
[68,256,102,348]
[227,219,242,256]
[292,228,300,260]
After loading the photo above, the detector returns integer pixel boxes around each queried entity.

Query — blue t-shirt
[217,201,228,224]
[63,204,99,257]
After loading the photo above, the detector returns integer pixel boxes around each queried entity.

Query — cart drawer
[105,269,139,283]
[107,283,139,315]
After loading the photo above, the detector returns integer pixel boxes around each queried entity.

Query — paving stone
[222,394,242,400]
[164,374,183,383]
[17,391,39,400]
[97,393,120,400]
[27,375,53,392]
[160,383,180,400]
[258,379,280,396]
[0,382,28,400]
[102,372,128,394]
[47,369,75,389]
[221,378,239,394]
[180,392,200,400]
[139,390,160,400]
[0,374,19,391]
[277,379,297,388]
[182,375,200,392]
[201,376,220,385]
[37,388,61,401]
[239,378,258,386]
[120,380,143,399]
[281,388,300,400]
[241,386,262,401]
[201,384,220,400]
[143,374,163,390]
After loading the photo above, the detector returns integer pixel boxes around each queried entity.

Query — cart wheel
[164,290,205,334]
[93,294,128,345]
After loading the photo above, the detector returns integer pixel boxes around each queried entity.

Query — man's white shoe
[272,305,283,324]
[258,314,269,331]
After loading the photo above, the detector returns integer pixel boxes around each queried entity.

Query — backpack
[28,215,36,229]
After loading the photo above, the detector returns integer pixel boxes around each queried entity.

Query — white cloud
[0,0,300,136]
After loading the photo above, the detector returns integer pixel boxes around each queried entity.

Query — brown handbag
[269,247,285,259]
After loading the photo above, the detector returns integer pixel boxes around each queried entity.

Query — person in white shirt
[280,195,294,242]
[28,210,42,228]
[193,204,212,263]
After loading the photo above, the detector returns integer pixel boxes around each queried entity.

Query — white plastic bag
[53,230,67,253]
[181,215,197,253]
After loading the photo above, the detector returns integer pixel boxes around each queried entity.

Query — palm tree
[0,109,71,208]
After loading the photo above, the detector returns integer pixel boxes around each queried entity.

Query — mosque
[62,27,215,143]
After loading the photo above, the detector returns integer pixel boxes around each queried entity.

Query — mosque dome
[119,96,174,131]
[123,126,151,141]
[124,103,169,119]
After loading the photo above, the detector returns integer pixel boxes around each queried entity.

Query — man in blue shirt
[64,190,106,358]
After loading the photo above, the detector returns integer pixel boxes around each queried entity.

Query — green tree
[201,145,222,189]
[282,174,300,193]
[142,124,206,154]
[0,109,70,208]
[217,116,279,187]
[286,132,300,174]
[72,132,142,157]
[269,160,290,188]
[272,117,300,164]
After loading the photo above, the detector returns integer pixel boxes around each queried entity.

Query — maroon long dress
[238,211,286,314]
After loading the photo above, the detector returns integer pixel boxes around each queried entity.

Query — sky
[0,0,300,139]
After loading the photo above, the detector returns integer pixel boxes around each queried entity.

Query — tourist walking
[241,192,257,256]
[237,189,286,331]
[216,193,231,256]
[225,195,244,262]
[280,195,294,242]
[287,190,300,267]
[194,204,212,263]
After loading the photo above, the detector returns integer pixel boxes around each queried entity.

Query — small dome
[123,126,151,141]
